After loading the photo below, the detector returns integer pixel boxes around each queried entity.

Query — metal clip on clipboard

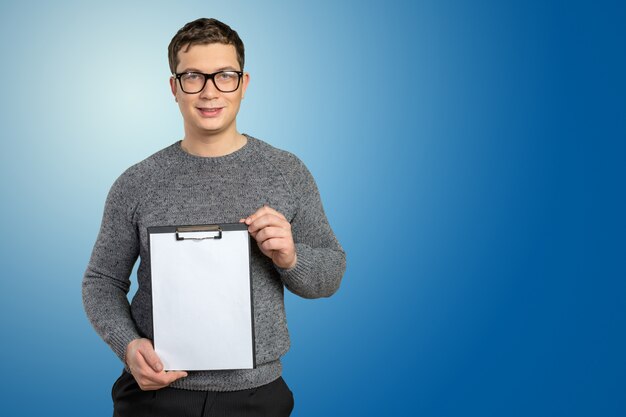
[175,225,223,241]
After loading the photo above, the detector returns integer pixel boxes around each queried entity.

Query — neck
[181,129,247,157]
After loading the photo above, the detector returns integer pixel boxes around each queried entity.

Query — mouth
[196,107,223,117]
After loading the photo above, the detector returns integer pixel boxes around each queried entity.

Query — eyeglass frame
[173,70,244,94]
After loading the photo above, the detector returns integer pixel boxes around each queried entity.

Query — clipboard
[148,223,256,371]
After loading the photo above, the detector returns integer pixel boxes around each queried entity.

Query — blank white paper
[149,228,254,371]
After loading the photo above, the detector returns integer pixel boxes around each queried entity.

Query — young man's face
[170,43,249,139]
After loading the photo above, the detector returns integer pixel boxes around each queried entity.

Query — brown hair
[168,18,245,74]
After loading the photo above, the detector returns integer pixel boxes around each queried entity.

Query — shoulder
[247,135,309,176]
[247,135,318,199]
[108,143,176,197]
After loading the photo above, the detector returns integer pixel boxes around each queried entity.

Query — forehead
[176,43,240,72]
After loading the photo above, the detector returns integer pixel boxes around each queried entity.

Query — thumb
[140,343,164,373]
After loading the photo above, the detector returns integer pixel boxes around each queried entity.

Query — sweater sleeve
[82,172,142,363]
[276,157,346,299]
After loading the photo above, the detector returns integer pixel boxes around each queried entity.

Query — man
[83,18,346,417]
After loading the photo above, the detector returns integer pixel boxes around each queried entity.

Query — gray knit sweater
[82,135,346,391]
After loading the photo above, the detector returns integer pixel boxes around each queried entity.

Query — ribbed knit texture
[83,135,346,391]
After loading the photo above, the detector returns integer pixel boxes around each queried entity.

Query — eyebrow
[178,66,240,73]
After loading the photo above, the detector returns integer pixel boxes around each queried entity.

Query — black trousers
[112,371,294,417]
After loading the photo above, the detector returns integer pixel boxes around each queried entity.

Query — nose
[199,78,220,99]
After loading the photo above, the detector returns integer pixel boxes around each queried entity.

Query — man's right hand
[125,338,188,391]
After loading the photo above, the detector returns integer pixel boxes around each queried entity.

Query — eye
[217,72,236,81]
[182,72,202,81]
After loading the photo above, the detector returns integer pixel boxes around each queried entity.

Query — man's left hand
[240,205,297,269]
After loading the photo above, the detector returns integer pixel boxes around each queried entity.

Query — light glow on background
[0,1,624,416]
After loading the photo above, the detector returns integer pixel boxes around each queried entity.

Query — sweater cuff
[107,328,142,365]
[275,243,315,286]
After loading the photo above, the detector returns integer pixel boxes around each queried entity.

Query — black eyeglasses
[174,71,244,94]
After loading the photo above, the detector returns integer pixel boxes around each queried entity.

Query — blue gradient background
[0,0,624,416]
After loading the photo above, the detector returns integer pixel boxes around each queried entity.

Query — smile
[197,107,223,117]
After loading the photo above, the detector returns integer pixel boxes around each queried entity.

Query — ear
[169,76,178,101]
[240,72,250,99]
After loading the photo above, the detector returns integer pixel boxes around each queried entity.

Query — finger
[259,238,297,269]
[147,370,188,389]
[145,370,188,390]
[164,371,189,384]
[245,205,287,224]
[248,214,290,234]
[139,342,163,373]
[262,206,287,221]
[135,352,187,389]
[259,236,290,251]
[134,349,158,378]
[254,226,290,244]
[244,207,270,225]
[133,349,160,389]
